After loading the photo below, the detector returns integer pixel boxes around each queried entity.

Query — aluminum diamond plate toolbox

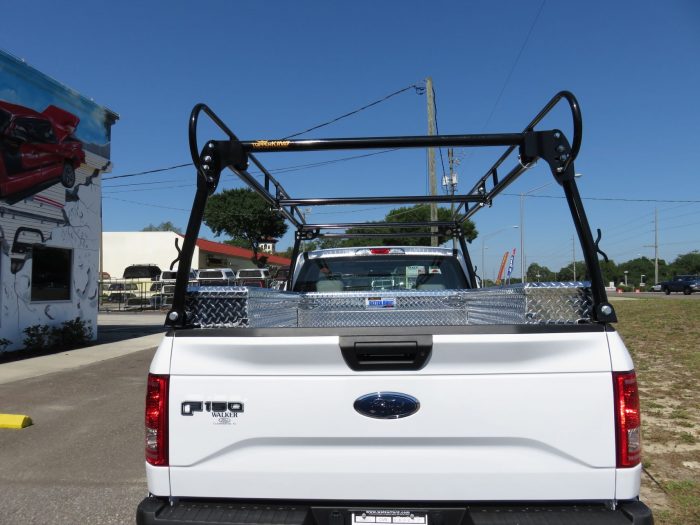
[184,282,593,328]
[185,286,299,328]
[520,281,594,324]
[298,290,470,328]
[296,283,592,327]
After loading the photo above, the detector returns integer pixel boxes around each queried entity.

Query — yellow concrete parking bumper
[0,414,33,429]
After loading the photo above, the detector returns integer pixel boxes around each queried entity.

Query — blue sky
[1,1,698,279]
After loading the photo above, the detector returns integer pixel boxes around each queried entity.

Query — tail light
[613,371,641,468]
[145,374,169,466]
[355,248,406,255]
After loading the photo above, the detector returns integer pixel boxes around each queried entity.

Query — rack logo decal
[252,140,290,149]
[366,297,395,309]
[181,401,244,425]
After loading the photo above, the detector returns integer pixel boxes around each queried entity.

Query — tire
[683,287,691,295]
[61,163,75,188]
[664,287,670,295]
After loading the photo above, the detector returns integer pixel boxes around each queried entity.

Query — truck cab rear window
[293,255,468,293]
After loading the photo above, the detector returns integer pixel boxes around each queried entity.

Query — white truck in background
[136,92,653,524]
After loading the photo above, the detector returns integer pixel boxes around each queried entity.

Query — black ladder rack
[166,90,615,327]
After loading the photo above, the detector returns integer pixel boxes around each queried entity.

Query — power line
[103,184,193,194]
[510,193,700,204]
[480,0,546,132]
[458,0,546,166]
[103,149,402,189]
[103,196,190,212]
[282,82,424,139]
[103,163,192,181]
[103,83,422,183]
[103,178,186,189]
[249,149,399,175]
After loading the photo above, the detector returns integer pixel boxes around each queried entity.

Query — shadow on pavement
[0,312,167,364]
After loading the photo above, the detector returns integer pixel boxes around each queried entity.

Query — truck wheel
[683,287,691,295]
[61,163,76,188]
[663,287,670,295]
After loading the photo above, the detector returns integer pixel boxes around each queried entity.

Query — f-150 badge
[181,401,244,425]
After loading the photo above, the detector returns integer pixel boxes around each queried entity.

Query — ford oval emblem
[354,392,420,419]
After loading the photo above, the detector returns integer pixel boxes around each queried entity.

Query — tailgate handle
[339,335,432,371]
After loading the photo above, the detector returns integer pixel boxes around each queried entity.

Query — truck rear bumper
[136,497,653,525]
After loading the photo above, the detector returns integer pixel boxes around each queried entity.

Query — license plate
[352,511,427,525]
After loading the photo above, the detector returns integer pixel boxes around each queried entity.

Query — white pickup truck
[136,92,653,524]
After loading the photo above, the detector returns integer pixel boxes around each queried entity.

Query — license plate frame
[351,510,428,525]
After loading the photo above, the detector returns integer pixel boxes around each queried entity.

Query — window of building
[31,246,72,301]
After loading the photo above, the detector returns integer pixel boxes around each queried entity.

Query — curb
[0,414,33,429]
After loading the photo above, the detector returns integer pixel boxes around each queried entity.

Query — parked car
[659,275,700,295]
[123,264,162,280]
[150,285,176,309]
[106,282,139,293]
[0,101,85,199]
[159,269,197,282]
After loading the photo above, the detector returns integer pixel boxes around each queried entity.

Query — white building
[102,232,290,279]
[0,49,118,352]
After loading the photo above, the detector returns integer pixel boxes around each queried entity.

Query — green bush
[52,317,93,349]
[22,318,93,351]
[22,324,52,351]
[0,338,11,352]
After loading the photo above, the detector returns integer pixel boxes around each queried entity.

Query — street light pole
[521,181,558,283]
[520,174,582,283]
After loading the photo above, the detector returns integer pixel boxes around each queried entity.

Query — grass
[614,299,700,525]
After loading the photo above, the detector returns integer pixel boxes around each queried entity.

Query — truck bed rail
[183,283,594,329]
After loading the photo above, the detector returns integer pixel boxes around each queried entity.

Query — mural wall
[0,49,118,351]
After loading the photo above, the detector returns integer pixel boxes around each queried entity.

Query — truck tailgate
[167,329,616,501]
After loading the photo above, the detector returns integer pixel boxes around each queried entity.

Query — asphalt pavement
[0,312,166,524]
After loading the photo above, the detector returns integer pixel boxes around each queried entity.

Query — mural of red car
[0,100,85,200]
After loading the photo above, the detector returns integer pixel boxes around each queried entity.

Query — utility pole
[445,148,458,249]
[426,76,437,247]
[520,194,525,281]
[572,235,576,281]
[654,208,659,284]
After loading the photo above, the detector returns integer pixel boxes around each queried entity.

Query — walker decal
[181,401,245,426]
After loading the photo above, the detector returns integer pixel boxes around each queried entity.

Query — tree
[618,257,656,287]
[345,205,478,246]
[224,238,251,249]
[669,251,700,276]
[526,263,554,282]
[141,221,181,234]
[203,188,288,267]
[598,259,619,286]
[279,205,479,255]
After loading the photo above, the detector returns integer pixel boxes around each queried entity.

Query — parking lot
[0,313,161,524]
